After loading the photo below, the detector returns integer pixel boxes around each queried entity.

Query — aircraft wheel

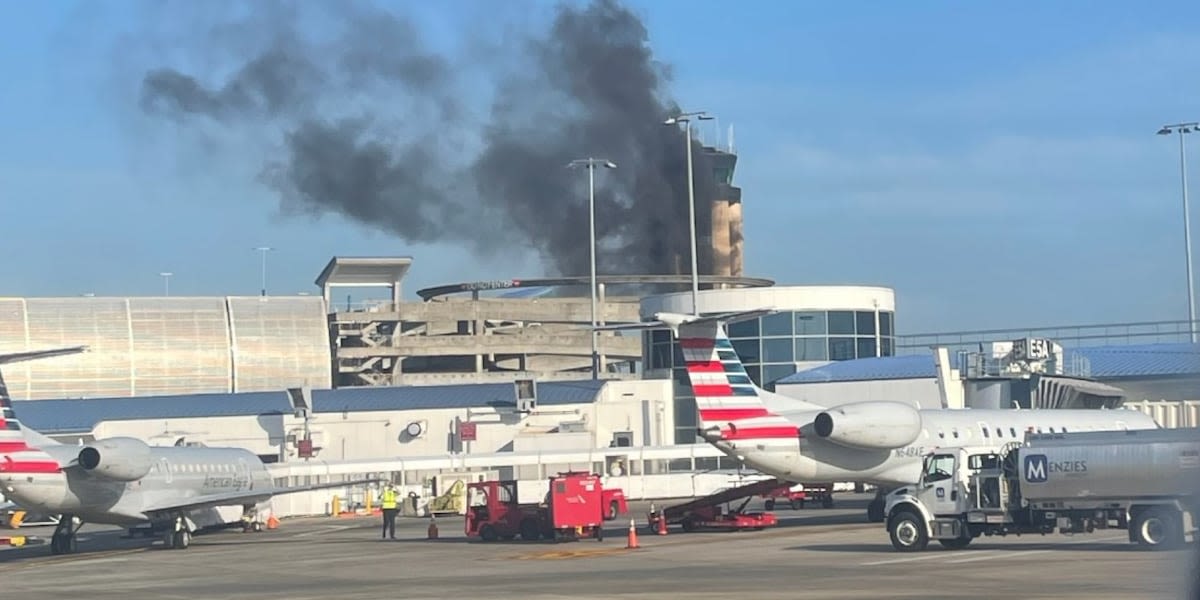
[172,530,191,550]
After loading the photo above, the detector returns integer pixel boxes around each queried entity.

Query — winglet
[0,346,88,366]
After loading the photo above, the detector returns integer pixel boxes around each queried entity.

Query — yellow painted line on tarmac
[494,522,877,560]
[510,546,632,560]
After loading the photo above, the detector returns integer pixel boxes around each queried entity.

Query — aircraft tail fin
[669,313,804,444]
[595,312,823,443]
[0,346,87,449]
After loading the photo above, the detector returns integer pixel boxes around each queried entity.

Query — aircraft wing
[0,346,88,365]
[142,478,381,517]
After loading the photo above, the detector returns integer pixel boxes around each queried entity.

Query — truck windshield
[923,454,955,483]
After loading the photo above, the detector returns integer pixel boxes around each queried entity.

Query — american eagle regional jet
[604,310,1160,521]
[0,347,376,554]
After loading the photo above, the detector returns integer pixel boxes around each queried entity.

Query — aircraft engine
[78,437,153,481]
[812,401,922,450]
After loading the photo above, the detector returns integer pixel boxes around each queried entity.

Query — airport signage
[462,280,521,291]
[460,422,478,442]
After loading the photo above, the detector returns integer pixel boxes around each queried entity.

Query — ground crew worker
[379,483,398,539]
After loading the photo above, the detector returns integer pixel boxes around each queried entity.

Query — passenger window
[996,428,1003,438]
[1010,427,1017,437]
[982,427,990,439]
[952,429,959,439]
[938,430,945,439]
[1062,426,1068,433]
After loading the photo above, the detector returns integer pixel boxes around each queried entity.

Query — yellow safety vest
[381,488,398,509]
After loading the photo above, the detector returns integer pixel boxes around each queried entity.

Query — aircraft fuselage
[2,445,274,527]
[709,407,1159,487]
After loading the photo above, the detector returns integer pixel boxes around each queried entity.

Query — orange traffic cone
[267,515,280,530]
[656,511,668,536]
[625,519,640,549]
[427,516,439,540]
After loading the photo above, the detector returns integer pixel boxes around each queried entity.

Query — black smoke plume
[138,0,722,278]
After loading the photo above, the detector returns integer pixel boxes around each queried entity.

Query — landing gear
[50,514,82,555]
[161,516,193,550]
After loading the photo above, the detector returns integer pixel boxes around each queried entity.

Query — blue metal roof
[10,380,609,434]
[13,391,292,434]
[309,379,606,413]
[778,342,1200,385]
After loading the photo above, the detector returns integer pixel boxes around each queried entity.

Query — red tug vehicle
[760,482,835,511]
[465,471,627,542]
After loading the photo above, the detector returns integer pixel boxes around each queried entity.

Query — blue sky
[2,0,1199,334]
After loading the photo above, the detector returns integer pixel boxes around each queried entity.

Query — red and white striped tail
[0,373,61,473]
[678,320,799,442]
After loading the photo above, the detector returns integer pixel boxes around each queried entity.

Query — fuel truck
[884,427,1200,552]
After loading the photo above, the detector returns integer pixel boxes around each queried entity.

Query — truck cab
[883,446,1002,552]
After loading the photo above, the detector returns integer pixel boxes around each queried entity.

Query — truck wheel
[888,511,929,552]
[519,518,541,542]
[480,524,499,542]
[821,494,834,509]
[765,499,776,511]
[607,501,619,521]
[1133,507,1183,550]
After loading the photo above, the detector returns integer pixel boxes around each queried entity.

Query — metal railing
[896,319,1198,355]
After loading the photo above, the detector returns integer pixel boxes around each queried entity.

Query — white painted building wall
[72,380,675,465]
[92,415,285,457]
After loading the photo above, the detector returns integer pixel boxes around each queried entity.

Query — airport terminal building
[2,256,1194,459]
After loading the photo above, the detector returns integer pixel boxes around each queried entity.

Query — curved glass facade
[643,309,896,443]
[0,296,332,400]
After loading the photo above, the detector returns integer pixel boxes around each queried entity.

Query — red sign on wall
[460,422,477,442]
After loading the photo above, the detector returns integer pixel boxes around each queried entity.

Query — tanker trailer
[884,427,1200,552]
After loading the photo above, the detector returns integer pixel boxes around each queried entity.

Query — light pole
[159,272,173,296]
[254,246,273,297]
[664,110,714,316]
[1158,123,1198,343]
[567,158,617,379]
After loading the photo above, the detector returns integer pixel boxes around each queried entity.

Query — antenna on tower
[728,124,735,154]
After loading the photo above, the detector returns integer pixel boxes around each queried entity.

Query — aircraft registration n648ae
[0,347,376,555]
[601,310,1160,521]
